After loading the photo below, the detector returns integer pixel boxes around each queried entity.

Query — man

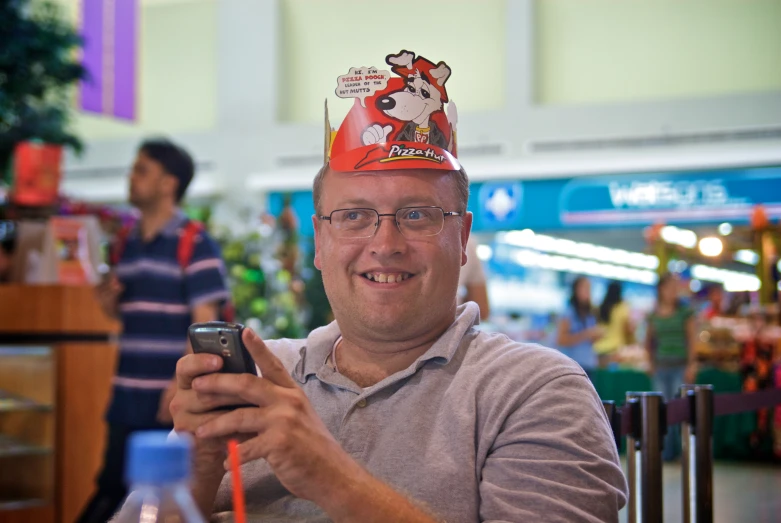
[171,51,627,522]
[458,236,491,321]
[79,139,230,523]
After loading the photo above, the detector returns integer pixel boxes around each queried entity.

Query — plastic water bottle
[115,431,205,523]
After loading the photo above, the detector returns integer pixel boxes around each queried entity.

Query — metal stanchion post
[625,396,639,523]
[694,385,714,523]
[602,400,620,450]
[627,391,665,523]
[680,385,696,523]
[680,385,714,523]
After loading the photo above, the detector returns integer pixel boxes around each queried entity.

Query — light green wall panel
[535,0,781,105]
[278,0,508,124]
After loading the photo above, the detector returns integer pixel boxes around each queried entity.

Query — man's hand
[170,352,240,463]
[157,380,177,425]
[95,273,123,318]
[585,325,606,342]
[170,350,249,516]
[192,328,363,505]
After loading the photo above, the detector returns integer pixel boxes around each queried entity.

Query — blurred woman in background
[557,276,603,376]
[594,280,634,368]
[646,272,697,460]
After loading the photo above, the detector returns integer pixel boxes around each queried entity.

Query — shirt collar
[129,209,188,240]
[293,302,481,384]
[163,210,189,235]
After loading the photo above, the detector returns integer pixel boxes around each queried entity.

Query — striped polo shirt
[107,211,230,427]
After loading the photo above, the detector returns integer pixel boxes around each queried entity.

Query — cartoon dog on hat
[361,50,452,149]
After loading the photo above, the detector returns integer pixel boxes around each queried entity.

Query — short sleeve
[184,232,231,308]
[616,301,630,322]
[479,373,628,522]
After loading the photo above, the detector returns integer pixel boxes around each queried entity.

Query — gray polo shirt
[212,303,628,522]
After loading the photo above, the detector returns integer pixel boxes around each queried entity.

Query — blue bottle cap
[125,431,192,484]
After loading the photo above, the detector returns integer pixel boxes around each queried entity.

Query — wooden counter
[0,285,120,523]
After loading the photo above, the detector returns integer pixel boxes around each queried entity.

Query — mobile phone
[188,321,256,375]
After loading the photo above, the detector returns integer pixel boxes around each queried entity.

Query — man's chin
[355,308,425,336]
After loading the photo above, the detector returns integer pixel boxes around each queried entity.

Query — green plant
[0,0,86,183]
[209,206,308,340]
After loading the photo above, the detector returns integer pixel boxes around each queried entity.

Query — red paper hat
[327,50,460,173]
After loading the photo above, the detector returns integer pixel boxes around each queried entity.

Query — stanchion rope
[617,387,781,437]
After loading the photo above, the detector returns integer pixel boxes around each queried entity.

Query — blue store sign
[477,182,523,228]
[270,166,781,235]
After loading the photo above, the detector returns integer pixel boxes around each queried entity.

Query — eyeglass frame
[316,206,464,239]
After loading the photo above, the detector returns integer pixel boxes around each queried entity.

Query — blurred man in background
[458,236,491,320]
[78,138,230,523]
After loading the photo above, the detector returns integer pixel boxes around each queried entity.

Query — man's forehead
[327,167,450,184]
[324,169,454,200]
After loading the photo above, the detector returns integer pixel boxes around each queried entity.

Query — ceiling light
[734,250,759,266]
[699,237,723,257]
[661,226,698,249]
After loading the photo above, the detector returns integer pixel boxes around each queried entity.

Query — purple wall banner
[113,0,137,119]
[79,0,138,121]
[79,0,104,114]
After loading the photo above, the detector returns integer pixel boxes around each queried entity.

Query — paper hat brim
[330,141,460,173]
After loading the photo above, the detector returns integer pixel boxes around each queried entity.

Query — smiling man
[170,50,627,522]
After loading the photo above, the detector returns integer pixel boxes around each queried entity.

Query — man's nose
[370,215,406,255]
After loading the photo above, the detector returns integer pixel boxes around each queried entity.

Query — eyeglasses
[317,206,463,239]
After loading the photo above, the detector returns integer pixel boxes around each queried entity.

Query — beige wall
[535,0,781,105]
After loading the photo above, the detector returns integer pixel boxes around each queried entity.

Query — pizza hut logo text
[384,144,444,164]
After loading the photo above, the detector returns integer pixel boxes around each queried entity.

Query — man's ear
[312,215,322,271]
[162,174,179,202]
[461,212,473,267]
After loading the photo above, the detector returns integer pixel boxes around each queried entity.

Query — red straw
[228,439,246,523]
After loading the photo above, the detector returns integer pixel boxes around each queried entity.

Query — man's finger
[176,353,223,390]
[197,406,269,439]
[242,329,297,388]
[193,392,250,413]
[223,436,271,469]
[192,371,280,407]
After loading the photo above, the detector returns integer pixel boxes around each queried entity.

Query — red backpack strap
[177,219,205,269]
[110,223,134,266]
[177,219,234,322]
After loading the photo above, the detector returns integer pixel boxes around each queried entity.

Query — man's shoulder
[464,330,587,386]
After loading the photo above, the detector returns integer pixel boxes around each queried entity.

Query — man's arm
[556,317,602,347]
[95,273,123,319]
[320,468,440,523]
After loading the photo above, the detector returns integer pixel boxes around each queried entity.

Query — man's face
[313,168,471,344]
[128,152,175,209]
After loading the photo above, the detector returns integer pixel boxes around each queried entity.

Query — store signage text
[608,180,732,209]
